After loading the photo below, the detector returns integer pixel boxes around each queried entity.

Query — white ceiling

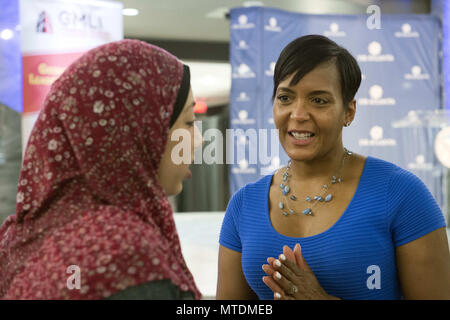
[119,0,372,42]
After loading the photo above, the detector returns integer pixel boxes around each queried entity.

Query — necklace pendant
[305,196,311,202]
[290,195,296,201]
[278,202,284,209]
[302,208,312,215]
[325,194,333,202]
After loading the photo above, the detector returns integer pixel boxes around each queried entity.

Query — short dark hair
[272,35,361,110]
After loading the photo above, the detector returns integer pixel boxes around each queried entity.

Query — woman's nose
[290,100,310,121]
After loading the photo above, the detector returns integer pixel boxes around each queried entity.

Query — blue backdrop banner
[0,0,22,113]
[228,7,443,208]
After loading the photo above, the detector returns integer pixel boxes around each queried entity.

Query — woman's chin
[283,146,316,161]
[162,181,183,197]
[170,184,183,197]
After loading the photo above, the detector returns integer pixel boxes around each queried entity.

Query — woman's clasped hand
[262,244,340,300]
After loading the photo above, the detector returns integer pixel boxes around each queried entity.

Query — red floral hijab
[0,39,201,299]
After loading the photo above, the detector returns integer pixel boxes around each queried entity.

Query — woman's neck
[288,146,348,181]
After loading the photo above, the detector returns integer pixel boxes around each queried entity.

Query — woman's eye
[312,97,327,105]
[277,95,291,104]
[186,121,195,127]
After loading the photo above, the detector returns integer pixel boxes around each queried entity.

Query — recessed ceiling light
[122,8,139,16]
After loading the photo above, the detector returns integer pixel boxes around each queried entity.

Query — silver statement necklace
[278,148,352,217]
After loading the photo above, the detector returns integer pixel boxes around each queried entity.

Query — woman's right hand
[262,245,297,297]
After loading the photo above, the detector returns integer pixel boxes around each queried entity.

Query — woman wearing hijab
[0,39,203,299]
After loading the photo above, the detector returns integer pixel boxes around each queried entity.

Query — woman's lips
[288,132,315,146]
[185,168,192,179]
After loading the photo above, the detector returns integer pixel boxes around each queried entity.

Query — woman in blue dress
[217,35,450,300]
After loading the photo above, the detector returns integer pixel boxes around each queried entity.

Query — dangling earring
[344,121,351,127]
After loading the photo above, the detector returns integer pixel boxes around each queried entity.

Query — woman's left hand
[262,244,340,300]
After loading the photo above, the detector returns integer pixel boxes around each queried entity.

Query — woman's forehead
[281,62,341,93]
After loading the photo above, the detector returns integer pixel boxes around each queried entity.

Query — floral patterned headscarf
[0,39,201,299]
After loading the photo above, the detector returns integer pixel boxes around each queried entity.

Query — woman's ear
[345,99,356,126]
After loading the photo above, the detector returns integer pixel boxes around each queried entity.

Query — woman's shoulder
[227,174,273,213]
[363,155,399,171]
[362,155,429,193]
[362,155,415,179]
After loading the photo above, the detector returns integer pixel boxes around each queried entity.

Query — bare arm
[216,245,258,299]
[396,227,450,299]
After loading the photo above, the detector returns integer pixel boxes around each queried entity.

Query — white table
[174,212,225,299]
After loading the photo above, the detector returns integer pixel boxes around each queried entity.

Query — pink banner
[22,52,84,113]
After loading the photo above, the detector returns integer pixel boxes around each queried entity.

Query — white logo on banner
[236,92,250,102]
[369,85,383,100]
[35,10,104,35]
[231,14,255,29]
[232,110,256,125]
[370,126,383,140]
[358,85,396,106]
[232,159,257,174]
[232,63,256,79]
[407,154,433,171]
[260,156,282,175]
[404,65,430,80]
[357,41,394,62]
[265,62,276,76]
[323,23,346,37]
[359,126,397,146]
[264,17,282,32]
[239,110,248,120]
[395,23,419,38]
[238,40,249,50]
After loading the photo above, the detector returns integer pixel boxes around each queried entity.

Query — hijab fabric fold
[0,39,201,299]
